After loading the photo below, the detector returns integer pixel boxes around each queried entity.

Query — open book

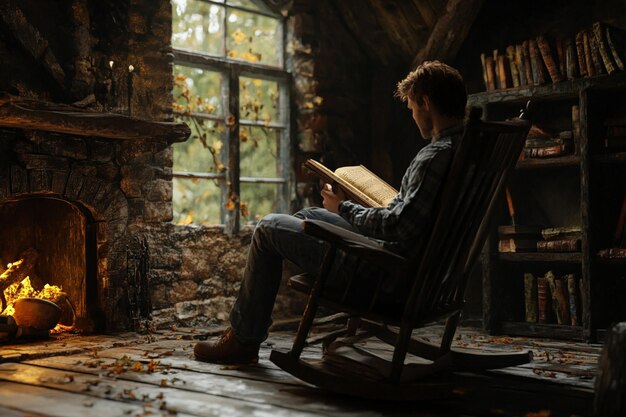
[304,159,398,208]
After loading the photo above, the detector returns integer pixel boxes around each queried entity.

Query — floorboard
[0,325,600,417]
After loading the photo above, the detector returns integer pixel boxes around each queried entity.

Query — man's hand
[321,183,346,213]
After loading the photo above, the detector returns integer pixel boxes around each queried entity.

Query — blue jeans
[229,207,356,344]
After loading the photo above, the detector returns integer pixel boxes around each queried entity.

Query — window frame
[172,0,291,234]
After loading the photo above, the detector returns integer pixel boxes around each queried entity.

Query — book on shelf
[554,276,572,326]
[528,39,548,85]
[480,53,489,91]
[522,40,534,87]
[515,44,528,87]
[588,28,605,75]
[597,247,626,259]
[575,31,588,78]
[523,143,573,158]
[565,274,579,326]
[493,50,502,89]
[593,22,618,75]
[537,238,581,252]
[582,30,595,77]
[579,277,586,324]
[497,53,509,89]
[536,34,563,83]
[564,38,578,80]
[525,136,571,149]
[303,159,398,208]
[498,238,537,253]
[572,105,581,145]
[541,225,582,241]
[536,275,551,324]
[522,124,574,158]
[605,24,625,71]
[524,272,538,322]
[485,55,497,91]
[506,45,520,88]
[545,271,571,326]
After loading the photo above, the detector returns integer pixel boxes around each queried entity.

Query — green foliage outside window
[172,0,287,228]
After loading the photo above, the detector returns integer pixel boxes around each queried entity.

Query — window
[171,0,290,233]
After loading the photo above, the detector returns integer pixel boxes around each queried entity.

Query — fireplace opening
[0,196,99,340]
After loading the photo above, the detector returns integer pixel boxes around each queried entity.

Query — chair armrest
[303,219,408,269]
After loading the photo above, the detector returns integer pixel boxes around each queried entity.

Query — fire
[2,277,66,324]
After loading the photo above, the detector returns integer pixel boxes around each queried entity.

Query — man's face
[407,97,433,140]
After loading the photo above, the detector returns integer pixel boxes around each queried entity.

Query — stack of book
[523,126,574,159]
[480,21,625,92]
[497,225,541,253]
[524,271,583,326]
[536,225,582,252]
[603,116,626,150]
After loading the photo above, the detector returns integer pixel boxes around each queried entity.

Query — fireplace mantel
[0,93,190,143]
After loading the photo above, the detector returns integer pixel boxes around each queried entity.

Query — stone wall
[140,223,305,329]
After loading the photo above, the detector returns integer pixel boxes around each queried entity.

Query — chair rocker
[270,108,532,400]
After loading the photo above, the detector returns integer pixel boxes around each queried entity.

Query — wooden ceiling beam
[412,0,438,28]
[331,0,396,65]
[0,0,66,90]
[412,0,484,68]
[370,0,424,58]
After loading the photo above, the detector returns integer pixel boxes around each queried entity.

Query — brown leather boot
[194,327,260,364]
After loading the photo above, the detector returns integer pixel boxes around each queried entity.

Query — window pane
[226,0,262,11]
[226,8,281,67]
[173,118,226,173]
[240,126,280,177]
[239,76,280,124]
[173,178,222,225]
[172,0,225,56]
[174,65,224,116]
[240,183,279,225]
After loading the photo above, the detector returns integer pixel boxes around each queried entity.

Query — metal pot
[12,298,62,330]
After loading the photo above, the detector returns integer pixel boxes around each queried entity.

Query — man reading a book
[194,61,468,364]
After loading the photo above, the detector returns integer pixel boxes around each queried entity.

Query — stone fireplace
[0,104,188,333]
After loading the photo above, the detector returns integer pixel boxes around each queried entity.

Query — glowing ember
[2,277,66,324]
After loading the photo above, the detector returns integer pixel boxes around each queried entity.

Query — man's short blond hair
[396,61,467,119]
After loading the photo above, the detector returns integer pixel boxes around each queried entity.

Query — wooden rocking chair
[270,107,532,400]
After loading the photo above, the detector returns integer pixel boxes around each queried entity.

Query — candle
[127,64,134,117]
[108,60,116,110]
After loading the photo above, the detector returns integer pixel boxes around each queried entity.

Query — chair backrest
[405,108,530,326]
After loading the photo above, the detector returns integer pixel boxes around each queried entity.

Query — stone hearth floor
[0,323,600,417]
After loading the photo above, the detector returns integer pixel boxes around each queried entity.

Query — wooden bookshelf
[473,71,626,342]
[498,252,582,263]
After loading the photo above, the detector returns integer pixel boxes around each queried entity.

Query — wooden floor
[0,324,600,417]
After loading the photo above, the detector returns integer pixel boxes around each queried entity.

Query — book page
[304,159,379,207]
[335,165,398,206]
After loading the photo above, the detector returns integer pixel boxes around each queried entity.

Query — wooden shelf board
[468,71,626,105]
[516,155,580,169]
[595,257,626,265]
[591,152,626,164]
[0,93,190,142]
[497,252,582,263]
[498,322,585,340]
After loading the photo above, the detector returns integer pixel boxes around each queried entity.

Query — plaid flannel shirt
[338,125,463,257]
